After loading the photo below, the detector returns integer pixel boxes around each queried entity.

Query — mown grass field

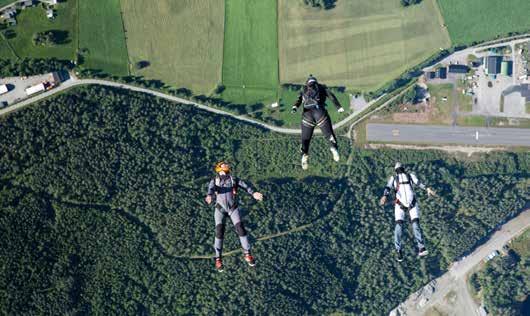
[221,0,279,105]
[79,0,129,76]
[278,0,451,92]
[437,0,530,45]
[120,0,224,94]
[0,0,77,60]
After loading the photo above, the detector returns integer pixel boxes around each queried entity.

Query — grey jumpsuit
[207,175,255,258]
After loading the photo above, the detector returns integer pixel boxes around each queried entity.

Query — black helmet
[306,74,317,86]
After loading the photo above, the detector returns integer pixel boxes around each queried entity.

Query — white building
[46,9,53,19]
[0,84,8,95]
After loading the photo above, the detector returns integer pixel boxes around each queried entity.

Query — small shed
[449,64,470,74]
[46,9,53,19]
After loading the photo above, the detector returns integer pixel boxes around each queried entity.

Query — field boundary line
[117,0,132,76]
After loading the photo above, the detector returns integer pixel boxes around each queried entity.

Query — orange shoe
[215,257,224,272]
[244,252,256,267]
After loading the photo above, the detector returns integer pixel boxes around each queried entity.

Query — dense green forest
[0,85,528,314]
[470,230,530,316]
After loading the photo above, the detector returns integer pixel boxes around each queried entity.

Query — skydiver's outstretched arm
[205,179,216,204]
[380,176,395,206]
[237,178,263,201]
[291,92,303,113]
[324,87,344,111]
[410,173,436,196]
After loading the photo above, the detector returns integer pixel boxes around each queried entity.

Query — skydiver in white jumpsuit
[379,162,436,262]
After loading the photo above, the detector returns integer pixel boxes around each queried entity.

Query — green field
[0,36,17,59]
[0,0,13,7]
[120,0,224,94]
[437,0,530,45]
[278,0,451,92]
[221,0,279,105]
[0,0,77,60]
[79,0,128,76]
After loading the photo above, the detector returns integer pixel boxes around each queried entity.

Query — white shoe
[330,147,340,162]
[301,154,309,170]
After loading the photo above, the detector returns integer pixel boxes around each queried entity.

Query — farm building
[428,71,436,79]
[448,64,469,74]
[20,0,35,9]
[500,61,512,76]
[0,8,16,19]
[437,67,447,79]
[485,56,502,75]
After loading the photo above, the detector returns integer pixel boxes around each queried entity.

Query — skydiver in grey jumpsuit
[379,162,436,262]
[205,162,263,271]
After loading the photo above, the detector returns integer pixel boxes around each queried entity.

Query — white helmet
[394,162,402,170]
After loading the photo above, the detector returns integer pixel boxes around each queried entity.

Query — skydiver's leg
[410,206,425,250]
[214,208,226,258]
[301,110,316,155]
[394,205,405,251]
[315,109,338,150]
[229,208,251,253]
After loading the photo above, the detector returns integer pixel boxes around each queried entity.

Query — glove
[253,192,263,201]
[379,196,387,206]
[337,107,345,113]
[291,106,297,114]
[426,187,436,197]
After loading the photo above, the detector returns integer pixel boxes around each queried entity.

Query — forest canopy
[0,85,528,315]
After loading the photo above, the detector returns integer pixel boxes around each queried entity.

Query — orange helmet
[214,161,231,174]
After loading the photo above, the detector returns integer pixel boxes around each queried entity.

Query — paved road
[0,77,386,135]
[367,123,530,146]
[395,208,530,316]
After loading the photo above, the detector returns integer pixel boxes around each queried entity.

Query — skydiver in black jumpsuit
[291,75,345,170]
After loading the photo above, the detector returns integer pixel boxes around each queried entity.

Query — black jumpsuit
[292,83,342,155]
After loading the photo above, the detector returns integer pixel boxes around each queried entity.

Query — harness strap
[395,197,417,211]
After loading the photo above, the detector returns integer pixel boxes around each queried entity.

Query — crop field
[221,0,279,105]
[79,0,129,76]
[437,0,530,45]
[120,0,224,94]
[0,0,78,60]
[278,0,451,92]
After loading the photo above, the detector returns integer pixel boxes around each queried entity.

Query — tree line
[0,85,528,315]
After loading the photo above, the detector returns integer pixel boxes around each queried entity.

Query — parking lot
[0,73,58,107]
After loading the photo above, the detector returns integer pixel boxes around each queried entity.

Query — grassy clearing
[428,83,454,123]
[0,0,77,60]
[456,115,487,126]
[510,228,530,256]
[121,0,224,94]
[278,0,450,92]
[437,0,530,45]
[221,0,279,105]
[0,36,17,59]
[79,0,128,76]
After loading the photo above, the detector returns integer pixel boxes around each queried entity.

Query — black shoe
[418,247,428,257]
[396,250,404,262]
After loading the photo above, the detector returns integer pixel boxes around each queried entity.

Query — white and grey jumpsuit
[292,83,341,155]
[383,172,427,251]
[207,175,255,258]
